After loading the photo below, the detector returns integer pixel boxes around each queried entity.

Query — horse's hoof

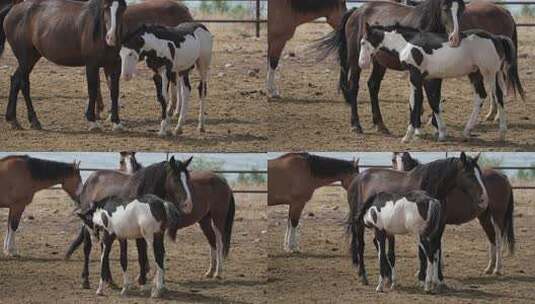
[198,126,205,133]
[375,286,384,293]
[112,123,125,132]
[173,128,183,136]
[352,125,363,134]
[401,136,411,144]
[493,270,502,276]
[96,288,104,296]
[30,120,42,130]
[82,281,91,290]
[8,120,23,130]
[204,270,215,278]
[120,286,131,296]
[376,124,390,135]
[158,129,169,137]
[213,274,222,280]
[151,288,163,298]
[88,122,101,132]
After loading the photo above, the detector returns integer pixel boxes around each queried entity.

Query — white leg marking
[205,245,217,278]
[287,222,299,253]
[497,102,507,142]
[464,90,484,138]
[174,76,190,136]
[211,221,224,279]
[283,218,291,252]
[402,124,415,143]
[434,110,448,141]
[266,64,280,98]
[492,219,503,275]
[484,242,497,274]
[425,258,433,292]
[173,77,183,119]
[121,268,131,296]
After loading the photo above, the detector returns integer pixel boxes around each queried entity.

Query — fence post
[256,0,260,37]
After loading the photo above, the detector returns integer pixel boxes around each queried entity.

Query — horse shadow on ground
[396,283,503,301]
[130,116,257,128]
[269,252,344,260]
[118,288,253,304]
[269,97,338,105]
[178,278,267,289]
[456,274,535,286]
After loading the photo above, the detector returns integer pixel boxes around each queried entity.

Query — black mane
[88,0,104,42]
[402,152,421,171]
[299,152,356,178]
[24,156,76,181]
[411,157,460,199]
[290,0,343,13]
[131,161,169,199]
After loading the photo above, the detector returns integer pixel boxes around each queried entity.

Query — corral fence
[185,0,267,37]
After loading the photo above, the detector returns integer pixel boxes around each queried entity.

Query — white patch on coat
[106,1,120,46]
[474,166,489,209]
[363,198,428,235]
[179,172,193,214]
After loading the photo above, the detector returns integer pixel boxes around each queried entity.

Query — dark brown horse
[392,152,515,280]
[267,0,346,98]
[268,152,359,252]
[0,155,82,256]
[318,0,518,134]
[346,152,487,286]
[1,0,126,131]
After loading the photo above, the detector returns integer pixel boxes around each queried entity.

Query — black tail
[314,7,357,104]
[0,3,12,58]
[503,188,516,255]
[164,201,181,241]
[500,36,525,101]
[421,199,442,240]
[223,192,235,258]
[345,183,372,268]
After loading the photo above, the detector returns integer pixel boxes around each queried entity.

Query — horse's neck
[313,174,345,189]
[32,176,64,192]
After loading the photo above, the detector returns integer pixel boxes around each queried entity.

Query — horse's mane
[298,152,356,179]
[414,0,465,33]
[289,0,343,13]
[411,158,460,199]
[131,161,169,198]
[369,23,421,34]
[402,153,421,171]
[23,156,76,181]
[88,0,104,42]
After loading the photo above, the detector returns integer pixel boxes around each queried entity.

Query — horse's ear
[460,152,467,166]
[364,22,370,33]
[120,151,127,157]
[354,157,359,169]
[473,152,481,163]
[183,156,193,168]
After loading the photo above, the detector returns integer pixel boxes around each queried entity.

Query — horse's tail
[0,3,12,58]
[223,192,235,258]
[314,7,357,104]
[503,187,516,255]
[499,36,525,102]
[345,182,371,268]
[164,201,181,242]
[422,199,442,240]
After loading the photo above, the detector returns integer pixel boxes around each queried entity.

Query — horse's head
[341,157,359,190]
[63,161,83,203]
[392,152,420,171]
[165,156,194,214]
[119,151,141,174]
[359,23,385,69]
[101,0,127,47]
[119,25,147,80]
[438,0,465,47]
[454,152,489,210]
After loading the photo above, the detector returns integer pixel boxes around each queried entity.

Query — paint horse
[363,191,442,293]
[359,24,525,143]
[78,194,188,298]
[120,23,213,137]
[347,152,487,286]
[0,155,83,256]
[268,152,359,252]
[119,151,142,173]
[267,0,346,98]
[1,0,126,131]
[393,152,515,280]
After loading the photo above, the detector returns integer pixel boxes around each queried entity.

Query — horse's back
[79,170,130,210]
[268,153,314,205]
[462,2,515,37]
[123,0,193,33]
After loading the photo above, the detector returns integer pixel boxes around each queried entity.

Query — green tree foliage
[237,166,266,184]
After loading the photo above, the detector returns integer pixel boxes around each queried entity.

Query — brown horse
[268,152,359,252]
[94,0,194,118]
[267,0,346,98]
[0,155,82,256]
[1,0,127,131]
[346,152,487,286]
[119,151,142,173]
[318,0,518,134]
[392,152,515,280]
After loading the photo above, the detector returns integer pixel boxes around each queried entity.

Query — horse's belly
[423,54,475,79]
[173,37,200,72]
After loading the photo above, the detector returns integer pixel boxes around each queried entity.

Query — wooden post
[256,0,260,37]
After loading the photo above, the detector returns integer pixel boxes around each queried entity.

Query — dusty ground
[0,24,267,152]
[268,23,535,151]
[267,186,535,303]
[0,187,267,304]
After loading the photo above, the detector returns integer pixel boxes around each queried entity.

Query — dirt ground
[0,187,267,304]
[268,23,535,151]
[267,186,535,303]
[0,24,267,152]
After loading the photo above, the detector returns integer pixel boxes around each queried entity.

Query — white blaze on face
[474,167,489,209]
[120,47,139,80]
[449,2,460,47]
[179,172,193,214]
[395,154,404,171]
[106,1,120,46]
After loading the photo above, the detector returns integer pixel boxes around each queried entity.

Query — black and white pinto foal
[120,23,213,136]
[359,23,525,143]
[78,194,191,298]
[363,191,443,293]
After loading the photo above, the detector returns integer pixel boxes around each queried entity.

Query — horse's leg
[19,53,42,130]
[119,239,131,296]
[464,72,487,138]
[85,65,101,131]
[6,67,23,129]
[173,75,183,119]
[417,240,428,287]
[3,206,25,256]
[152,233,165,298]
[421,238,435,293]
[136,238,149,287]
[97,231,115,295]
[478,211,497,274]
[266,30,293,98]
[356,223,368,285]
[81,227,92,289]
[198,215,217,278]
[368,62,389,134]
[153,72,169,136]
[104,61,123,132]
[493,73,507,141]
[386,235,396,288]
[375,230,387,292]
[491,217,503,275]
[167,72,178,119]
[285,202,305,253]
[424,79,447,141]
[402,68,423,143]
[65,224,85,260]
[174,73,191,136]
[346,54,363,133]
[484,87,498,121]
[435,226,446,288]
[197,62,209,133]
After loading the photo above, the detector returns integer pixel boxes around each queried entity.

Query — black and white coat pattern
[359,23,524,143]
[363,191,443,293]
[120,23,213,136]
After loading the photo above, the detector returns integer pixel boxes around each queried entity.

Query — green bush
[237,166,266,184]
[516,162,535,181]
[477,155,503,171]
[189,157,225,171]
